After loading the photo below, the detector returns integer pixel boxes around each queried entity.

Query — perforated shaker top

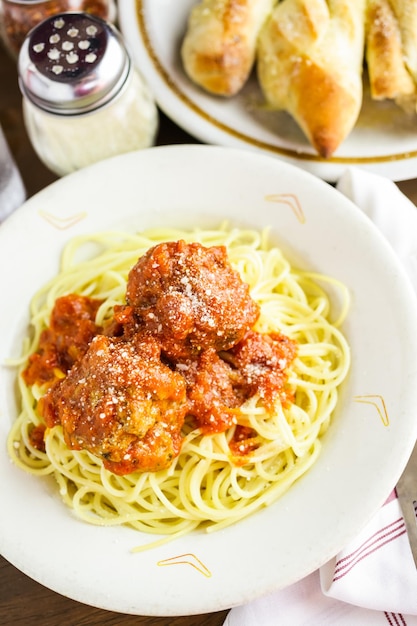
[18,12,130,115]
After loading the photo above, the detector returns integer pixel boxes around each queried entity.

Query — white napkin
[224,167,417,626]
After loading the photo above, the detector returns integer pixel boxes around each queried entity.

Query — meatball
[225,330,298,408]
[177,348,243,434]
[40,334,187,475]
[126,240,259,359]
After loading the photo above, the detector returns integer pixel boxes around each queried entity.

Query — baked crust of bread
[366,0,415,102]
[365,0,417,110]
[389,0,417,83]
[181,0,276,97]
[257,0,366,158]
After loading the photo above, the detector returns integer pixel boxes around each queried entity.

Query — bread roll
[389,0,417,83]
[257,0,366,157]
[181,0,276,97]
[365,0,415,105]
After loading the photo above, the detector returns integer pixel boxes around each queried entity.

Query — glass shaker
[0,0,117,59]
[17,12,159,177]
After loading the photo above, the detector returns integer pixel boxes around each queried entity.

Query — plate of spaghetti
[1,145,417,616]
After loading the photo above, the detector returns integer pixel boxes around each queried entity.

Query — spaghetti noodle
[7,225,350,548]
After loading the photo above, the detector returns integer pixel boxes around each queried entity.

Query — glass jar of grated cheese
[17,11,158,177]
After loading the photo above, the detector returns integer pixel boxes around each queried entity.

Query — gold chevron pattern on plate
[157,553,212,578]
[264,193,305,223]
[38,210,87,230]
[354,394,389,427]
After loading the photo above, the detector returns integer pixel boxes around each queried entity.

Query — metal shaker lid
[18,12,130,115]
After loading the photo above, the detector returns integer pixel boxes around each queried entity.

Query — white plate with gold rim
[1,145,417,615]
[119,0,417,183]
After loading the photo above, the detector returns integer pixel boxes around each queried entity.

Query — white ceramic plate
[1,145,417,616]
[119,0,417,183]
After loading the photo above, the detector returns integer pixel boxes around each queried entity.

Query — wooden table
[2,29,417,626]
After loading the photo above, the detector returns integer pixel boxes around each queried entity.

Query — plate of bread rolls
[119,0,417,182]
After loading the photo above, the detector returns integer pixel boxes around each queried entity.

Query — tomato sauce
[229,425,260,464]
[26,242,297,474]
[23,294,103,387]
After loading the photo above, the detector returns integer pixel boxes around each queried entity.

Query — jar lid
[18,12,130,115]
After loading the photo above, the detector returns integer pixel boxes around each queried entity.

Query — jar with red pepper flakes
[0,0,116,58]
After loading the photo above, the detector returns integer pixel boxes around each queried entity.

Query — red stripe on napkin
[332,517,407,581]
[384,612,408,625]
